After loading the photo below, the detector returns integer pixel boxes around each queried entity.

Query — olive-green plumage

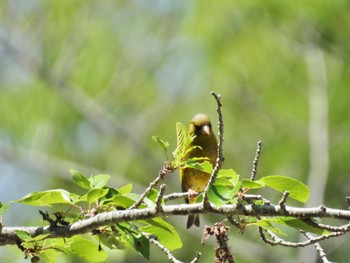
[179,113,218,229]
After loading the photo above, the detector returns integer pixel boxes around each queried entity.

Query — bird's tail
[187,214,200,229]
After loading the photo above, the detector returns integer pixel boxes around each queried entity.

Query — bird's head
[189,113,213,138]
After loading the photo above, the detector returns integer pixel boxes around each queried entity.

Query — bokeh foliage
[1,0,350,262]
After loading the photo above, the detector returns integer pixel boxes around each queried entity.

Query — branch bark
[2,202,350,246]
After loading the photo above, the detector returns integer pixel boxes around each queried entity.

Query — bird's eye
[194,125,201,131]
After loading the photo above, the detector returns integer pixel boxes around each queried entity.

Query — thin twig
[202,91,224,207]
[302,218,350,232]
[259,227,346,248]
[278,191,290,210]
[155,184,167,212]
[128,164,173,210]
[189,252,202,263]
[250,141,263,181]
[302,231,333,263]
[142,232,201,263]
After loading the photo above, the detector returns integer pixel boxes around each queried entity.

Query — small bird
[180,113,218,228]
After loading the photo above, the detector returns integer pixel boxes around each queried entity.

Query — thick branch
[2,203,350,246]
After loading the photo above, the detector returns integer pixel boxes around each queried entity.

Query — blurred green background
[1,0,350,262]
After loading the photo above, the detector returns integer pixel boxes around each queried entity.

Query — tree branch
[2,203,350,246]
[202,91,225,207]
[250,141,263,181]
[143,232,201,263]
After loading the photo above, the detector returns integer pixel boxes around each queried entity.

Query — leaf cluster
[7,170,181,262]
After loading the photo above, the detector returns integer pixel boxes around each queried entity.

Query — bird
[179,113,218,228]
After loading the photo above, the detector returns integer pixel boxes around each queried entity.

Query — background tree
[1,1,350,262]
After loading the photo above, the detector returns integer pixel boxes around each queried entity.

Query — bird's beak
[201,125,210,135]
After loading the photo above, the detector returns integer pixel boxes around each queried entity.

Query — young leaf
[0,202,10,216]
[208,185,237,206]
[218,169,239,185]
[89,174,110,189]
[279,217,329,235]
[15,230,32,241]
[140,218,182,250]
[262,175,310,203]
[113,195,136,209]
[116,223,150,260]
[172,122,198,168]
[241,179,265,189]
[118,184,133,195]
[16,189,77,206]
[213,177,234,186]
[247,218,287,236]
[251,217,329,236]
[68,236,107,262]
[183,159,213,174]
[86,188,109,204]
[152,136,169,159]
[70,170,91,190]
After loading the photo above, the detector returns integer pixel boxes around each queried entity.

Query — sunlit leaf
[241,179,265,189]
[118,184,133,195]
[140,218,182,250]
[152,136,169,159]
[68,236,107,262]
[15,230,32,241]
[218,169,239,185]
[0,202,10,216]
[89,174,110,189]
[172,122,199,168]
[183,160,213,174]
[262,175,310,203]
[86,188,109,204]
[70,169,91,190]
[16,189,78,206]
[208,184,238,206]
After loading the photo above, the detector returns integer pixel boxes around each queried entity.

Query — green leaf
[118,184,133,195]
[99,230,127,250]
[113,195,136,209]
[172,122,198,168]
[218,169,239,185]
[16,189,77,206]
[86,188,109,204]
[0,202,10,216]
[40,238,71,263]
[262,175,310,203]
[68,236,107,262]
[183,160,213,174]
[241,179,265,189]
[251,217,329,236]
[16,230,51,243]
[152,136,169,159]
[248,218,287,236]
[208,185,237,206]
[279,217,329,235]
[15,230,32,241]
[116,223,150,260]
[146,188,159,203]
[214,177,234,186]
[70,169,91,190]
[140,218,182,250]
[89,174,110,189]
